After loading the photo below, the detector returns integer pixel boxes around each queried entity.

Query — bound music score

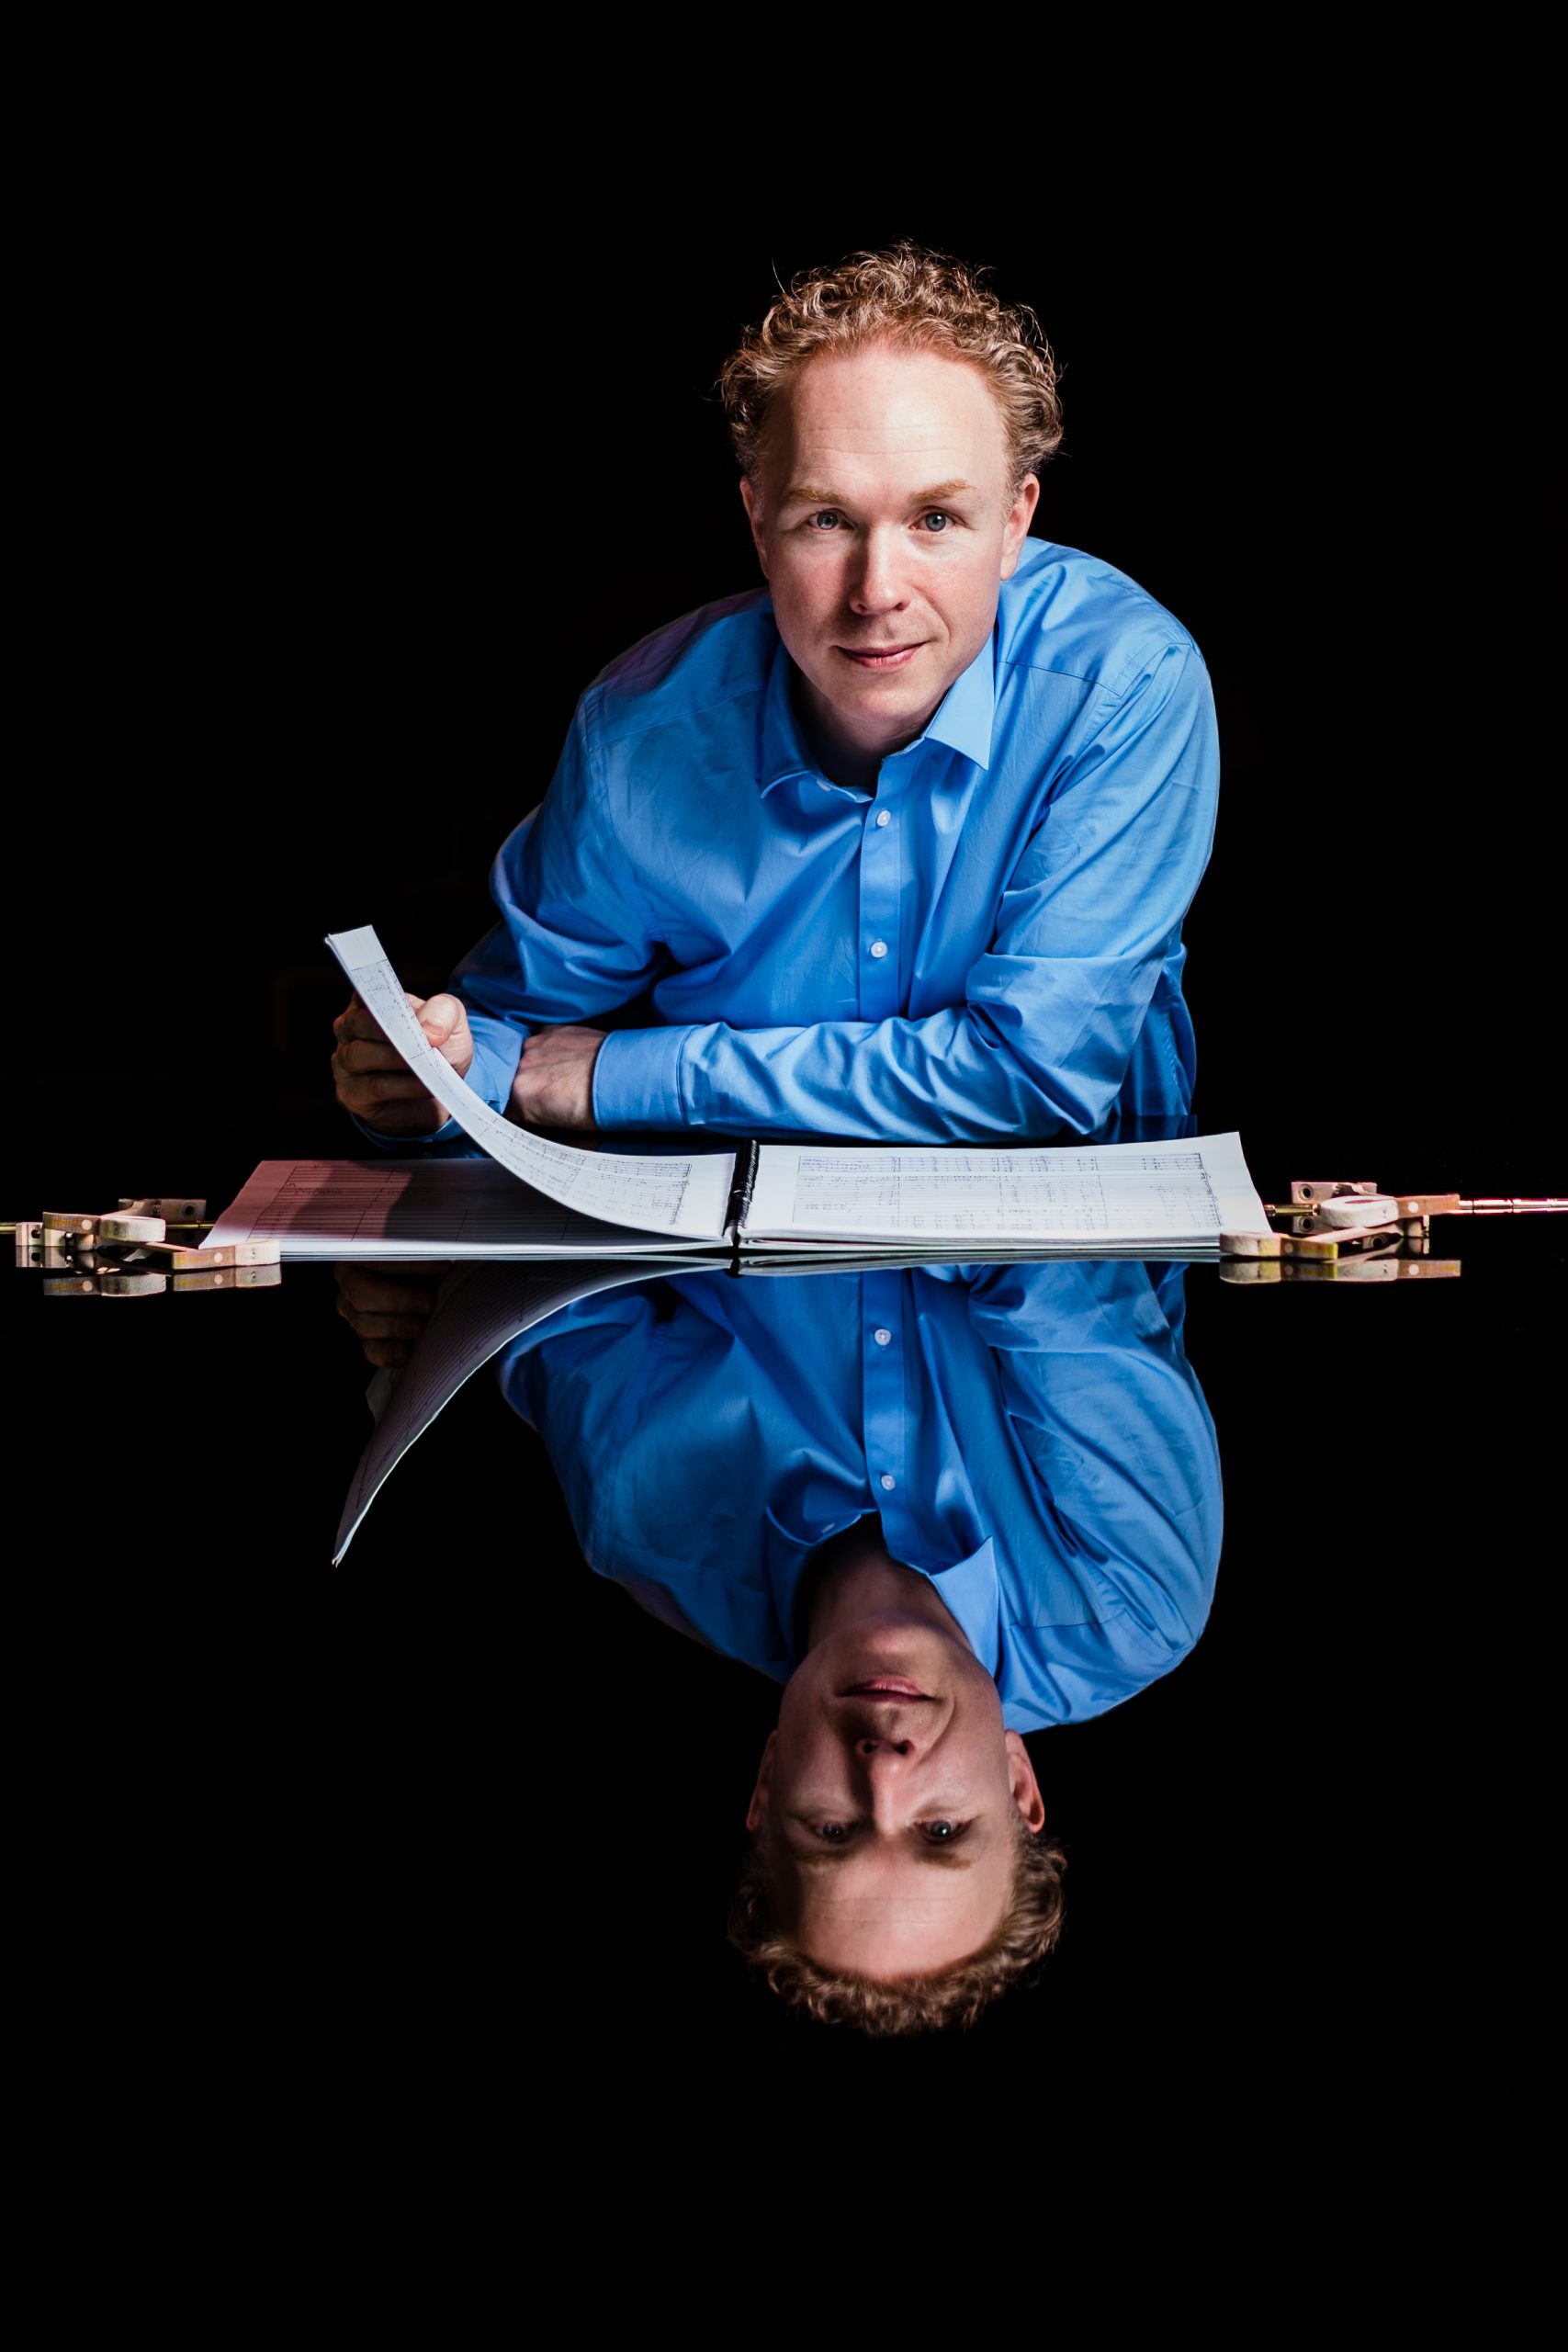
[203,925,1278,1262]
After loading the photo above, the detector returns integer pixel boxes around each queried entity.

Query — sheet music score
[741,1134,1268,1246]
[206,1159,723,1260]
[325,926,736,1243]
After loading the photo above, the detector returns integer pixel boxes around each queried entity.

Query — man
[332,243,1218,1144]
[335,1251,1220,2030]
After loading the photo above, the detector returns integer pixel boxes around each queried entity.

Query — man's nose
[852,1727,925,1764]
[848,526,908,614]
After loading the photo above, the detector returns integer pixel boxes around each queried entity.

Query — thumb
[418,992,467,1043]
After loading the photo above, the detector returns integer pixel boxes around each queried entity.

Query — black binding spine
[724,1138,761,1245]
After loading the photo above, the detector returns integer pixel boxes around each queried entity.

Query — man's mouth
[837,642,923,671]
[841,1677,933,1700]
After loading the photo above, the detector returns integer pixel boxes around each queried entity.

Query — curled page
[326,926,735,1244]
[205,1159,722,1259]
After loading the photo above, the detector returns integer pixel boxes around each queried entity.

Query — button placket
[857,790,902,1020]
[862,1270,908,1542]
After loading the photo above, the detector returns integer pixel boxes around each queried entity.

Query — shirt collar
[758,623,997,797]
[762,1519,1003,1684]
[910,1538,1003,1679]
[919,630,997,770]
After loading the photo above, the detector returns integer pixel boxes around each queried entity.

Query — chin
[840,684,931,732]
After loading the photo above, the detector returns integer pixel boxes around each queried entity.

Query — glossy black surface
[8,1118,1559,2117]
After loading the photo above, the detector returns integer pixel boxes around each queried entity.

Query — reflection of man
[341,1252,1219,2030]
[737,1510,1059,2031]
[332,242,1218,1145]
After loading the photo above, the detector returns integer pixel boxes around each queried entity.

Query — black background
[9,132,1562,1206]
[7,83,1561,2146]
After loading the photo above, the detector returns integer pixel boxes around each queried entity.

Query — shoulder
[582,588,778,747]
[998,538,1204,700]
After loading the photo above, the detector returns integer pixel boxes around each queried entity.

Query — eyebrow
[784,1830,976,1872]
[778,479,980,510]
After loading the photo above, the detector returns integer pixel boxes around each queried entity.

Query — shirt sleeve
[592,641,1217,1139]
[446,696,671,1119]
[966,1259,1223,1714]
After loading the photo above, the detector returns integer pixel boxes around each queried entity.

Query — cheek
[949,545,1000,604]
[936,548,1005,635]
[773,551,840,611]
[768,567,845,657]
[773,1675,820,1768]
[954,1722,1016,1806]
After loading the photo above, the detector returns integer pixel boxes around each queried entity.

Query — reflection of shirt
[501,1258,1222,1731]
[451,540,1218,1141]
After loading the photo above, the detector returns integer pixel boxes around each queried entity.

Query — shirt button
[873,1327,892,1347]
[869,940,888,959]
[879,1473,897,1491]
[874,808,891,828]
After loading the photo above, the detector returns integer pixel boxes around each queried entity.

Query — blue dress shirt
[500,1256,1222,1732]
[450,538,1218,1142]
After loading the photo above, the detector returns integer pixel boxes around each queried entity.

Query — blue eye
[809,512,843,530]
[920,512,951,532]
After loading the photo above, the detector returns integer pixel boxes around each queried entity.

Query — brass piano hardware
[11,1196,278,1296]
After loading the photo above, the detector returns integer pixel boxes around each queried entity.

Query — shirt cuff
[466,1012,527,1116]
[592,1026,692,1130]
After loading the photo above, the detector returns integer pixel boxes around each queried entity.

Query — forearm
[592,973,1162,1143]
[594,650,1213,1141]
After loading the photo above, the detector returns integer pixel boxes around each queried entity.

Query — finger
[335,1279,434,1317]
[420,994,473,1074]
[356,1069,437,1102]
[335,1272,437,1315]
[362,1338,414,1369]
[417,992,467,1044]
[335,1087,448,1132]
[334,1036,421,1076]
[333,1000,391,1046]
[331,1069,424,1112]
[341,1311,433,1341]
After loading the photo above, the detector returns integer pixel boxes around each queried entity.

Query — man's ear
[744,1726,778,1832]
[739,477,769,578]
[1005,1729,1046,1833]
[999,474,1041,580]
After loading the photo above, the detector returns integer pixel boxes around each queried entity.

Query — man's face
[740,342,1039,770]
[747,1608,1045,1977]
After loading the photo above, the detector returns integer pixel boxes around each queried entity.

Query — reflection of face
[747,1600,1044,1977]
[740,343,1039,775]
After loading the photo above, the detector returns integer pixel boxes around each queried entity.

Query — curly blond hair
[728,1815,1067,2035]
[718,242,1064,495]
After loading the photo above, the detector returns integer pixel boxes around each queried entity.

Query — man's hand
[509,1024,604,1131]
[332,991,475,1133]
[334,1263,444,1368]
